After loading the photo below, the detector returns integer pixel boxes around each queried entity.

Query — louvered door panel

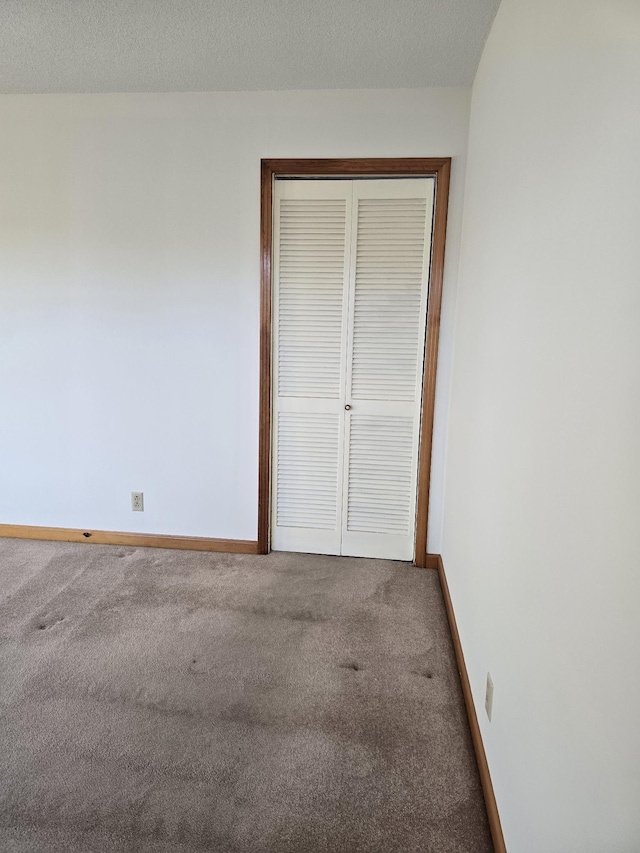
[276,412,340,529]
[340,179,435,561]
[351,197,428,402]
[278,198,346,398]
[346,416,414,534]
[271,180,351,556]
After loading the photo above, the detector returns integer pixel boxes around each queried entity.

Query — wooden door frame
[259,158,451,568]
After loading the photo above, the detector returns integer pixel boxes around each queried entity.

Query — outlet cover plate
[485,672,494,722]
[131,492,144,511]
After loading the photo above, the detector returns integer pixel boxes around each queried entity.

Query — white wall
[0,88,469,545]
[442,1,640,850]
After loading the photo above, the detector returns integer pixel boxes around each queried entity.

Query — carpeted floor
[0,538,492,853]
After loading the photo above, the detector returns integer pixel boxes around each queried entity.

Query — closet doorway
[259,159,451,567]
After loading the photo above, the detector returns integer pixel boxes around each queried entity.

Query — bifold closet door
[271,180,352,555]
[271,177,435,560]
[340,179,434,560]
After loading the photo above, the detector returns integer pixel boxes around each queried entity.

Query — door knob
[345,404,352,411]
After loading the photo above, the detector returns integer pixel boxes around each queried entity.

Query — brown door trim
[259,158,451,567]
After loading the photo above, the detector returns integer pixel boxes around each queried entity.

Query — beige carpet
[0,538,492,852]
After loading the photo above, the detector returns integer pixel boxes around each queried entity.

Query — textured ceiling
[0,0,500,94]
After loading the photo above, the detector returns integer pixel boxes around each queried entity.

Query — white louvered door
[340,180,434,559]
[272,178,434,560]
[271,180,352,555]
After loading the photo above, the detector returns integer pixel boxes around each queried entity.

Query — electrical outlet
[131,492,144,512]
[485,673,494,722]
